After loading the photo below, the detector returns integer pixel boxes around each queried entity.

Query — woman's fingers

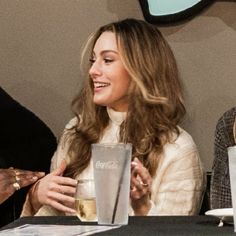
[52,159,67,176]
[132,158,149,179]
[1,163,77,214]
[42,175,77,194]
[132,158,151,184]
[130,178,147,200]
[37,177,77,213]
[130,158,152,200]
[36,159,77,205]
[54,175,77,187]
[46,198,76,214]
[36,170,77,213]
[48,180,77,195]
[46,190,76,205]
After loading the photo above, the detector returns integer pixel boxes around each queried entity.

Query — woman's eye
[104,59,113,64]
[89,58,95,64]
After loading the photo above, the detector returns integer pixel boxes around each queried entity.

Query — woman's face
[89,31,131,112]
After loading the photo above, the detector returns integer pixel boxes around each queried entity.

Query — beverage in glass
[75,179,97,222]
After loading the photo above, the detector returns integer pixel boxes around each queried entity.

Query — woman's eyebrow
[92,50,118,56]
[101,50,118,54]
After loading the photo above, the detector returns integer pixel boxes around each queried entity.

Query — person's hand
[34,160,77,214]
[0,168,45,204]
[130,158,152,215]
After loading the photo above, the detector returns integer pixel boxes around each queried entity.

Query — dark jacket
[0,87,57,227]
[210,107,236,209]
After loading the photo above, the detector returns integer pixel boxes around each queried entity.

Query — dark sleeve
[0,89,57,172]
[210,107,236,209]
[0,87,57,226]
[0,157,6,168]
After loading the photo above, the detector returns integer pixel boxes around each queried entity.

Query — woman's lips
[93,82,110,92]
[94,82,110,88]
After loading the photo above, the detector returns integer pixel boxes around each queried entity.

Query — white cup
[92,143,132,225]
[228,146,236,231]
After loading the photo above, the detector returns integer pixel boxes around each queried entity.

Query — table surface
[0,215,235,235]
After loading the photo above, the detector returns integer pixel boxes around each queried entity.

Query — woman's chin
[93,99,108,107]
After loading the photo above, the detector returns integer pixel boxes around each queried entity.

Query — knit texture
[210,107,236,209]
[22,109,205,216]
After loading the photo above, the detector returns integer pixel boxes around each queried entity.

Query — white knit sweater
[21,108,205,216]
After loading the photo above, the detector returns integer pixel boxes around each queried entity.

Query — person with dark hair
[22,18,205,217]
[210,107,236,209]
[0,86,57,227]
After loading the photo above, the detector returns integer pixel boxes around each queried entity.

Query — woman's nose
[89,61,102,78]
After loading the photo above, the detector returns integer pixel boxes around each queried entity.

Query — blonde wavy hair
[64,18,186,178]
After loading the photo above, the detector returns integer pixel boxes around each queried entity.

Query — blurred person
[0,86,57,227]
[210,107,236,209]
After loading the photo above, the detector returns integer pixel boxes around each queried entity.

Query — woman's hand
[0,168,45,204]
[33,160,77,214]
[130,158,152,215]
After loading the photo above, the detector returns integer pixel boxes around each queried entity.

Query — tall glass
[228,146,236,231]
[92,143,132,225]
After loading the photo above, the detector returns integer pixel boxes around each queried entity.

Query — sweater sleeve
[148,131,205,216]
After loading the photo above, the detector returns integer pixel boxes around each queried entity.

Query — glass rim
[91,143,132,147]
[227,146,236,151]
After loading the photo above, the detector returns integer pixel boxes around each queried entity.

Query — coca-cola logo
[95,160,118,169]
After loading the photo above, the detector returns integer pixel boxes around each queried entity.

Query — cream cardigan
[21,108,205,216]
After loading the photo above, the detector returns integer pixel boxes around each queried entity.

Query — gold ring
[13,182,21,191]
[14,169,20,176]
[15,175,20,182]
[14,169,20,182]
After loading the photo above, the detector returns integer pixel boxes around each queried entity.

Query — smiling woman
[21,18,205,218]
[89,31,131,112]
[139,0,213,24]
